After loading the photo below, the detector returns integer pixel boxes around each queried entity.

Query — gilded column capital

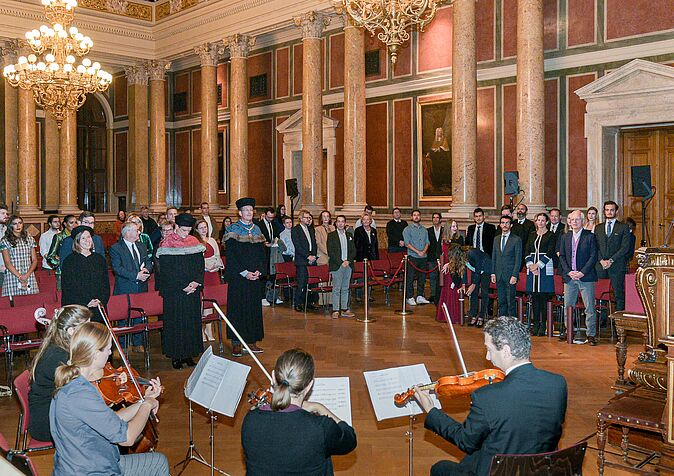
[294,11,330,39]
[1,39,20,65]
[124,64,148,86]
[194,42,221,67]
[222,34,255,59]
[145,59,171,81]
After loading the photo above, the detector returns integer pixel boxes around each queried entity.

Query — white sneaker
[406,298,417,307]
[416,296,430,305]
[275,298,284,305]
[261,299,271,307]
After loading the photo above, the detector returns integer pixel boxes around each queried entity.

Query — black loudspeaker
[504,171,520,196]
[285,178,299,198]
[631,165,652,197]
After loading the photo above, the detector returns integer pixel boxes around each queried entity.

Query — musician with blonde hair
[50,322,168,476]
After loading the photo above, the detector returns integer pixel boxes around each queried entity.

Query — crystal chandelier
[2,0,112,128]
[335,0,447,64]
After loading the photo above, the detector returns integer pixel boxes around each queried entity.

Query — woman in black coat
[353,214,379,262]
[60,226,109,322]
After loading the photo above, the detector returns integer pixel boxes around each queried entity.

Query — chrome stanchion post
[395,255,413,315]
[357,258,376,322]
[406,414,415,476]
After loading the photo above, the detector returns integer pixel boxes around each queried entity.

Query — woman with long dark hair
[525,213,557,336]
[0,215,39,296]
[436,244,467,324]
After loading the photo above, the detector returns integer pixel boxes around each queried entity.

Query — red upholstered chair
[515,271,530,324]
[274,262,297,306]
[306,265,332,310]
[623,273,645,314]
[0,426,39,476]
[0,306,44,387]
[203,271,221,287]
[128,291,164,367]
[201,284,227,354]
[488,440,587,475]
[13,370,54,454]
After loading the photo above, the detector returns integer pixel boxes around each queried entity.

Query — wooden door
[621,127,674,247]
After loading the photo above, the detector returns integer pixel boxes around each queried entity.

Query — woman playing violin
[28,305,91,442]
[50,322,169,476]
[241,348,357,475]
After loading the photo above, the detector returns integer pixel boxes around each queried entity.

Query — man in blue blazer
[558,209,598,344]
[109,222,153,295]
[490,216,522,317]
[415,316,568,476]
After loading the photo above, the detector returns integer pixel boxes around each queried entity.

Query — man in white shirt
[39,215,61,270]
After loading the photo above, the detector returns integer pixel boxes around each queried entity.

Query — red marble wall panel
[191,69,201,114]
[502,0,558,57]
[364,35,387,81]
[544,78,558,207]
[330,108,345,207]
[293,43,302,96]
[248,119,273,206]
[393,99,413,208]
[502,83,517,186]
[476,0,495,62]
[365,102,388,207]
[217,63,228,109]
[543,0,558,50]
[567,74,594,209]
[275,48,290,98]
[567,0,596,46]
[392,35,412,77]
[114,76,127,117]
[418,5,452,72]
[477,87,496,208]
[174,72,190,117]
[606,0,674,40]
[248,51,272,104]
[275,116,288,204]
[191,129,201,206]
[329,33,344,89]
[114,132,127,193]
[175,130,190,207]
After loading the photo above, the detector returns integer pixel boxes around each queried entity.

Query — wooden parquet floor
[0,289,644,475]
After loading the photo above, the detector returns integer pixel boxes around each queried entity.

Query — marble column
[342,19,367,214]
[146,60,170,213]
[44,114,60,210]
[294,12,329,213]
[195,43,221,209]
[125,65,149,209]
[2,40,19,208]
[223,34,255,210]
[58,111,79,214]
[17,87,40,214]
[516,0,546,211]
[450,0,478,217]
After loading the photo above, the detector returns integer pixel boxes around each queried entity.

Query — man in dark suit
[491,216,522,317]
[466,247,492,327]
[466,208,496,257]
[594,201,631,312]
[511,203,535,268]
[427,212,443,303]
[559,209,599,344]
[291,209,318,312]
[415,316,568,476]
[255,207,278,306]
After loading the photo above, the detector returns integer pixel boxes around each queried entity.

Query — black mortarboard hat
[175,213,196,228]
[236,197,256,210]
[70,225,93,239]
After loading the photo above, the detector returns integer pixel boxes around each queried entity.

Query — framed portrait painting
[417,99,452,200]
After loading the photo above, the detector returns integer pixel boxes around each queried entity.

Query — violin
[394,368,505,406]
[248,388,273,408]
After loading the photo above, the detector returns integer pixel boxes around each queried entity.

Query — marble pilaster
[342,20,367,213]
[44,114,60,210]
[449,0,478,217]
[146,60,170,212]
[125,65,149,209]
[2,40,19,208]
[223,34,255,210]
[294,11,330,213]
[516,0,546,212]
[58,111,79,214]
[17,87,40,214]
[195,43,221,209]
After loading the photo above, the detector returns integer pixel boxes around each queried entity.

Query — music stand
[175,347,250,476]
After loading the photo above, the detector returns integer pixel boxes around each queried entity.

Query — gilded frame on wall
[417,98,452,201]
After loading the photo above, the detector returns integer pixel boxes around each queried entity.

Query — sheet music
[185,347,251,417]
[363,363,441,421]
[308,377,352,426]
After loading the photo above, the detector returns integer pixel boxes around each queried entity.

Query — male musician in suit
[415,316,568,476]
[427,212,443,303]
[491,216,522,317]
[291,209,318,312]
[465,247,492,327]
[559,209,599,345]
[594,201,631,312]
[109,222,152,352]
[511,203,535,268]
[466,208,496,257]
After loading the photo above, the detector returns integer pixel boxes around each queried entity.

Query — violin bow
[441,303,469,377]
[212,302,273,385]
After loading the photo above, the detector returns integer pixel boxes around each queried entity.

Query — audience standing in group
[524,213,557,336]
[47,214,79,279]
[467,208,496,256]
[491,215,522,317]
[426,213,444,304]
[354,213,379,301]
[256,207,282,307]
[0,215,40,296]
[404,210,430,306]
[327,215,356,319]
[594,201,631,312]
[292,210,318,312]
[39,215,61,270]
[386,208,408,253]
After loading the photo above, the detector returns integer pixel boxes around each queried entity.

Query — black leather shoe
[171,359,183,370]
[306,304,319,311]
[294,305,305,312]
[182,358,196,367]
[588,336,598,346]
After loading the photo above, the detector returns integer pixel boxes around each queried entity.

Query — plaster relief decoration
[156,0,199,20]
[105,0,128,14]
[79,0,152,20]
[169,0,181,14]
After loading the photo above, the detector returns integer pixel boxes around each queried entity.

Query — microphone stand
[640,186,656,247]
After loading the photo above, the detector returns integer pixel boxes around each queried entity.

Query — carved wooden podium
[597,247,674,475]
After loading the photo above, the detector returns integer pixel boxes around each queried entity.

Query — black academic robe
[60,252,110,322]
[156,243,205,359]
[224,226,267,343]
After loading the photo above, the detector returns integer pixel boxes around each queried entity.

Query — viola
[248,388,273,408]
[394,368,505,406]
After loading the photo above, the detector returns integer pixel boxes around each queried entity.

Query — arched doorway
[77,97,108,212]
